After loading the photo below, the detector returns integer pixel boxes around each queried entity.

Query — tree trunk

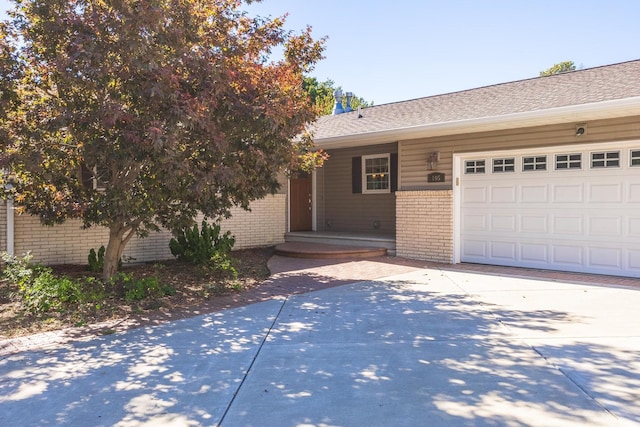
[102,226,126,283]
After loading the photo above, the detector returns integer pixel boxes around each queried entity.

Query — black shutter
[352,156,362,193]
[390,153,398,192]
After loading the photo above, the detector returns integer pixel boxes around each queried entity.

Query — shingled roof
[311,60,640,147]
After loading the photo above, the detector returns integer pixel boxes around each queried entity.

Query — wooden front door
[290,174,312,231]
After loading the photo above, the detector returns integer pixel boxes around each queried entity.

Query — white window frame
[362,153,391,194]
[522,155,547,171]
[590,150,620,169]
[555,153,582,170]
[492,157,515,173]
[631,149,640,167]
[464,159,486,174]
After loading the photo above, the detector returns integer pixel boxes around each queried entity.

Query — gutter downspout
[6,197,14,256]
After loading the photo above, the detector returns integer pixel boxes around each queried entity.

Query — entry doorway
[290,173,313,231]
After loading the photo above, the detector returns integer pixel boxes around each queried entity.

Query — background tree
[0,0,325,281]
[303,77,373,116]
[0,21,20,150]
[539,61,576,76]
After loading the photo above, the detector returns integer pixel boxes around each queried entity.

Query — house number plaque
[427,172,445,183]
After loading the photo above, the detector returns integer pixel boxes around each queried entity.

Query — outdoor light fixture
[426,152,440,170]
[575,124,587,137]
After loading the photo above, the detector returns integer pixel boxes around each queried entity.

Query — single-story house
[289,59,640,278]
[2,59,640,278]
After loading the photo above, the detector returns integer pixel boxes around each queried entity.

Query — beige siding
[399,115,640,190]
[315,167,326,231]
[396,190,453,263]
[319,143,397,234]
[12,194,285,265]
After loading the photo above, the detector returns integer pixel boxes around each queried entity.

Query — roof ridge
[319,58,640,116]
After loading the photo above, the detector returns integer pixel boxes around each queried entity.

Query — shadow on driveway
[1,267,639,426]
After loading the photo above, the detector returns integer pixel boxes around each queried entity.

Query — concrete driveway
[1,263,639,426]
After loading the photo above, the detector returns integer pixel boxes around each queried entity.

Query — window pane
[364,155,390,192]
[493,158,515,173]
[556,153,581,170]
[465,160,485,174]
[591,151,620,168]
[523,155,546,171]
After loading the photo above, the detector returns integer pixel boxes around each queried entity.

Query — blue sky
[2,0,639,105]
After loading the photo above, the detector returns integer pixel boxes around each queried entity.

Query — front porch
[277,231,396,259]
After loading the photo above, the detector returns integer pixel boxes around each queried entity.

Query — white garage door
[458,141,640,277]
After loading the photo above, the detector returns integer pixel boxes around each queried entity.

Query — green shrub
[112,272,175,302]
[2,252,105,313]
[23,270,82,313]
[211,252,237,278]
[169,220,235,267]
[1,251,45,288]
[87,246,106,272]
[88,245,123,272]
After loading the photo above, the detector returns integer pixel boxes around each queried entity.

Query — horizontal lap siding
[321,143,397,234]
[399,116,640,190]
[315,167,325,231]
[12,194,286,265]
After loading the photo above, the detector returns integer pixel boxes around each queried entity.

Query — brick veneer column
[395,190,454,263]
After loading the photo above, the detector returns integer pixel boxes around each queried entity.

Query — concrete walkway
[1,257,639,426]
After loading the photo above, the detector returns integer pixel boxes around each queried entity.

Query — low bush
[87,246,106,272]
[111,272,175,302]
[169,220,236,276]
[1,252,93,313]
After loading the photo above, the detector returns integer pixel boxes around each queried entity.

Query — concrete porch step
[284,231,396,256]
[275,242,387,259]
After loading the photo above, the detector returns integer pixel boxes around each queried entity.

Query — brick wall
[396,190,454,263]
[12,194,286,265]
[218,194,286,249]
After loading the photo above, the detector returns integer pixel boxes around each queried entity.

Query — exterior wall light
[576,124,587,137]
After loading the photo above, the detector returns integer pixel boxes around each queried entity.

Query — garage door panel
[462,214,487,231]
[491,215,516,231]
[552,184,584,203]
[588,247,622,269]
[459,141,640,277]
[491,242,517,260]
[464,186,487,203]
[628,251,640,271]
[588,217,621,236]
[552,245,583,266]
[520,243,548,262]
[490,186,516,203]
[520,215,548,233]
[588,183,622,203]
[628,218,640,236]
[628,184,640,202]
[520,185,548,203]
[463,240,487,258]
[553,216,583,234]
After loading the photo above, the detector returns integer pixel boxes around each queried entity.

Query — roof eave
[314,97,640,149]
